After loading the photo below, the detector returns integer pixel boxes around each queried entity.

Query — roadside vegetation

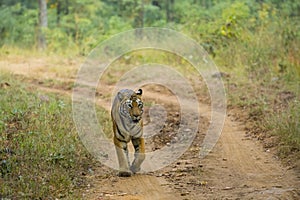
[0,0,299,198]
[0,73,97,199]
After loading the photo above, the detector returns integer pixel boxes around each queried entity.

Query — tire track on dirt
[1,59,299,199]
[198,109,300,199]
[0,63,185,200]
[31,82,300,199]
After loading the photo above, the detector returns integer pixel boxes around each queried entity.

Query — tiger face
[125,89,143,123]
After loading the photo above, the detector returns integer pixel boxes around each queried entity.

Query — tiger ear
[136,89,142,96]
[117,91,124,99]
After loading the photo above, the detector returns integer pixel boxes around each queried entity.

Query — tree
[56,0,69,25]
[38,0,47,50]
[166,0,174,22]
[134,0,144,38]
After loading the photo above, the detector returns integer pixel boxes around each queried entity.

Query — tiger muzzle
[132,115,141,123]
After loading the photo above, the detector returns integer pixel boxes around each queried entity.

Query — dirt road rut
[0,57,299,199]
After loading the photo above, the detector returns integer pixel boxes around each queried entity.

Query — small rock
[171,137,178,143]
[185,161,192,165]
[118,192,127,196]
[222,187,233,190]
[181,192,189,196]
[98,193,104,197]
[199,181,208,186]
[177,173,185,177]
[88,168,94,174]
[163,173,170,177]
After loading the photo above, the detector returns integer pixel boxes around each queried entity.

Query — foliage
[268,100,300,157]
[0,3,37,47]
[0,0,299,192]
[0,73,95,199]
[0,1,299,56]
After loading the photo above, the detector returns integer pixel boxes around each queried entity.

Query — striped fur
[111,89,145,177]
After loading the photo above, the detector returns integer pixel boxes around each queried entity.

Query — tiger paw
[130,166,141,174]
[118,171,132,177]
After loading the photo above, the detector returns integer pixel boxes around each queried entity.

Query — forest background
[0,0,299,198]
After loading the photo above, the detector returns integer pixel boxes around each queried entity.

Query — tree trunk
[166,0,170,22]
[38,0,47,50]
[140,0,144,28]
[65,0,69,15]
[134,0,144,28]
[118,0,123,17]
[57,0,61,25]
[57,0,69,26]
[134,0,144,38]
[166,0,174,22]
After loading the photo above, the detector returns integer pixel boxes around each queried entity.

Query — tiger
[111,88,145,177]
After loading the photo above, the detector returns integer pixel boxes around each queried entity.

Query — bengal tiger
[111,89,145,177]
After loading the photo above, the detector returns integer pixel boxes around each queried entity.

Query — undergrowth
[216,17,300,163]
[267,100,300,158]
[0,73,96,199]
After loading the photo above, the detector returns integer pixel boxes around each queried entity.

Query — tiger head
[125,89,144,123]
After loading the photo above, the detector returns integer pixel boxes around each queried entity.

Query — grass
[0,16,299,196]
[100,49,200,86]
[77,36,300,165]
[214,19,300,163]
[0,73,101,199]
[267,100,300,158]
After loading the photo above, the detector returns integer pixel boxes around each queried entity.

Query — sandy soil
[0,57,299,200]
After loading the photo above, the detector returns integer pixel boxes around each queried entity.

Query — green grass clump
[0,73,94,199]
[267,101,300,158]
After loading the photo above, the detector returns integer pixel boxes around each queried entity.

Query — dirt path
[84,173,183,200]
[0,57,299,199]
[198,109,300,199]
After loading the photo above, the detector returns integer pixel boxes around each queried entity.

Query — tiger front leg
[130,137,145,174]
[114,137,131,177]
